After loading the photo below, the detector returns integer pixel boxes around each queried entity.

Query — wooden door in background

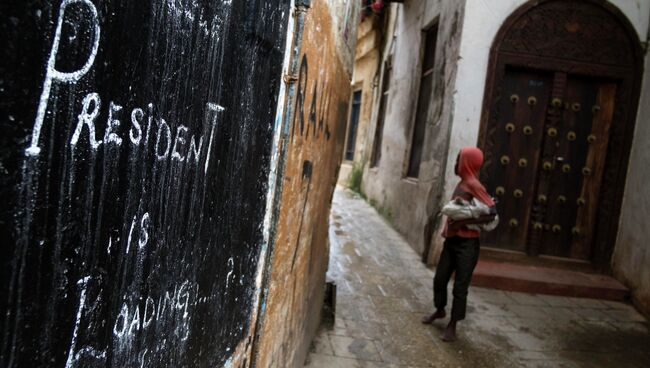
[530,76,616,260]
[482,69,616,262]
[481,68,552,253]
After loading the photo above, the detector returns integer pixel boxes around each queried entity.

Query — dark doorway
[406,23,438,178]
[370,58,392,168]
[345,90,362,161]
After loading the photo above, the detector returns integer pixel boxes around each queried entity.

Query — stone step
[471,259,629,301]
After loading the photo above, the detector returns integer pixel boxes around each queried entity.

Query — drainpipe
[282,1,310,137]
[250,1,310,366]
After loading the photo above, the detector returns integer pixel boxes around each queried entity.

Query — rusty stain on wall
[253,0,354,366]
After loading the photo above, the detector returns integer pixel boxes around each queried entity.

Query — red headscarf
[455,147,495,206]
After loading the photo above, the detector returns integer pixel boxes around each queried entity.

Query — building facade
[337,8,393,186]
[343,0,650,315]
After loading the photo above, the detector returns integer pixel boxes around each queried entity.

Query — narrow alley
[304,188,650,368]
[3,1,650,367]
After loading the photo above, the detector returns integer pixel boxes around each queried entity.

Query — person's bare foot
[421,309,446,324]
[442,320,457,342]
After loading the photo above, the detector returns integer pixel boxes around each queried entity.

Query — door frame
[477,0,644,272]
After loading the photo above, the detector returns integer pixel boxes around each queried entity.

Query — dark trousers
[433,236,480,321]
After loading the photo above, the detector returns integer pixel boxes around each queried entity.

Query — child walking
[421,147,497,342]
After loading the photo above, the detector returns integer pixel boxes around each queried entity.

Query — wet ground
[303,187,650,368]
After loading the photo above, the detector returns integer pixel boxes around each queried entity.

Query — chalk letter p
[25,0,101,156]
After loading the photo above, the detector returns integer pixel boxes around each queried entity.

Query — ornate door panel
[482,69,552,252]
[483,70,616,261]
[533,78,616,259]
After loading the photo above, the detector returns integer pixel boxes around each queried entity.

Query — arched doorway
[477,0,643,270]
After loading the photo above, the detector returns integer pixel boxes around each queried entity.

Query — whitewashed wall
[441,0,650,212]
[614,42,650,315]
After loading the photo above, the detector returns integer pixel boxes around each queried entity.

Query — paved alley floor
[304,187,650,368]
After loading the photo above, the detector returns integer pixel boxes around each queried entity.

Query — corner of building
[611,12,650,316]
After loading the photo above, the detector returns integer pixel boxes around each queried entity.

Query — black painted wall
[0,0,289,367]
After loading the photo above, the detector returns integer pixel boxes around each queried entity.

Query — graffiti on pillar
[0,0,289,367]
[291,55,334,142]
[253,1,353,366]
[287,52,350,273]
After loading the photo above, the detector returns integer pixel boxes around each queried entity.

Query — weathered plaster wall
[613,50,650,316]
[0,1,291,367]
[325,0,360,77]
[253,1,357,367]
[338,14,384,185]
[361,0,467,256]
[431,0,650,261]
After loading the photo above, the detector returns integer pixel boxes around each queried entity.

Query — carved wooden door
[482,70,616,261]
[477,0,642,269]
[482,68,552,253]
[530,75,616,260]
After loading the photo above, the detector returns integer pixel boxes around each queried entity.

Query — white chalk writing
[130,108,144,145]
[104,102,123,146]
[65,276,106,368]
[25,0,225,173]
[138,213,150,249]
[26,0,101,156]
[155,119,172,161]
[204,103,224,174]
[171,125,189,162]
[112,280,215,343]
[70,93,102,150]
[126,213,150,254]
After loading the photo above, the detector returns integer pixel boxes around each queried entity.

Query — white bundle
[441,198,499,232]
